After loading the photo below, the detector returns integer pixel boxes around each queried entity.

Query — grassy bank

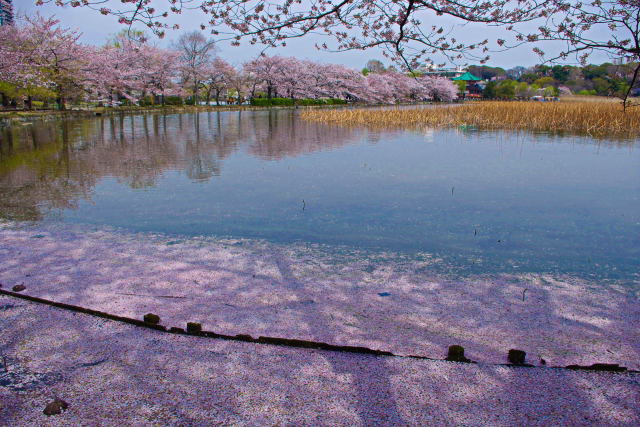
[301,101,640,139]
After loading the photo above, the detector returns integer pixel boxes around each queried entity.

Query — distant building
[452,71,484,98]
[417,63,465,78]
[0,0,13,26]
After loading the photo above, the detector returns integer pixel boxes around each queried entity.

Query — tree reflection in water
[0,111,365,221]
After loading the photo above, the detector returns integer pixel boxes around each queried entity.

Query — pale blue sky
[19,1,612,70]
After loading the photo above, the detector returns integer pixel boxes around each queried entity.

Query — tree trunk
[193,82,199,106]
[622,62,640,112]
[215,89,220,106]
[25,96,32,110]
[57,97,66,111]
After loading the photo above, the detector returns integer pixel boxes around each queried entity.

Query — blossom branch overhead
[33,0,640,75]
[38,1,556,66]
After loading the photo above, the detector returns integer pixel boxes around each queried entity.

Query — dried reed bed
[301,101,640,139]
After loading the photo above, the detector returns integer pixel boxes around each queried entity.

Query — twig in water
[451,186,455,196]
[302,199,306,211]
[114,292,186,299]
[522,288,528,302]
[474,228,477,237]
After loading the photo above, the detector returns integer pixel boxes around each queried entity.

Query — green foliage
[250,97,293,106]
[361,68,370,76]
[515,82,529,98]
[454,80,467,93]
[0,79,58,109]
[163,96,183,106]
[534,77,555,87]
[482,81,498,99]
[297,99,321,106]
[612,80,630,97]
[0,81,20,99]
[251,97,277,106]
[138,96,154,106]
[495,79,517,99]
[592,77,611,96]
[483,79,534,99]
[552,65,571,82]
[582,64,610,80]
[510,62,636,99]
[271,97,295,106]
[520,73,538,84]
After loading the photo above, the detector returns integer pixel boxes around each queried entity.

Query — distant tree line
[469,64,637,99]
[0,17,457,111]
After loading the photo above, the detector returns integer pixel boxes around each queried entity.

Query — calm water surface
[1,110,638,283]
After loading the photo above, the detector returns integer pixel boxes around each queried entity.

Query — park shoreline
[0,104,303,128]
[1,220,638,370]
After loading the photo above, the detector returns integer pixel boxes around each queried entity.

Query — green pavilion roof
[452,71,482,81]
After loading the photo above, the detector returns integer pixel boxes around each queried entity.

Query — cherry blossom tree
[0,24,27,99]
[11,15,92,110]
[39,1,639,107]
[176,31,215,105]
[0,27,25,106]
[244,55,287,99]
[420,76,458,102]
[271,58,318,101]
[304,62,364,100]
[228,67,250,104]
[2,15,462,109]
[141,45,182,105]
[359,73,397,104]
[240,54,459,105]
[85,33,144,105]
[1,20,183,109]
[203,58,236,105]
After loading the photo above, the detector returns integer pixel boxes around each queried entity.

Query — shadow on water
[271,248,405,424]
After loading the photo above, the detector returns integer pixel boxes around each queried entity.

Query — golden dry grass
[301,101,640,139]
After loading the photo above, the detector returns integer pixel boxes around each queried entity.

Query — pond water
[1,110,638,284]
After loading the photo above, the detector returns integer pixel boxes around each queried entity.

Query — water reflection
[0,110,638,283]
[0,111,363,220]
